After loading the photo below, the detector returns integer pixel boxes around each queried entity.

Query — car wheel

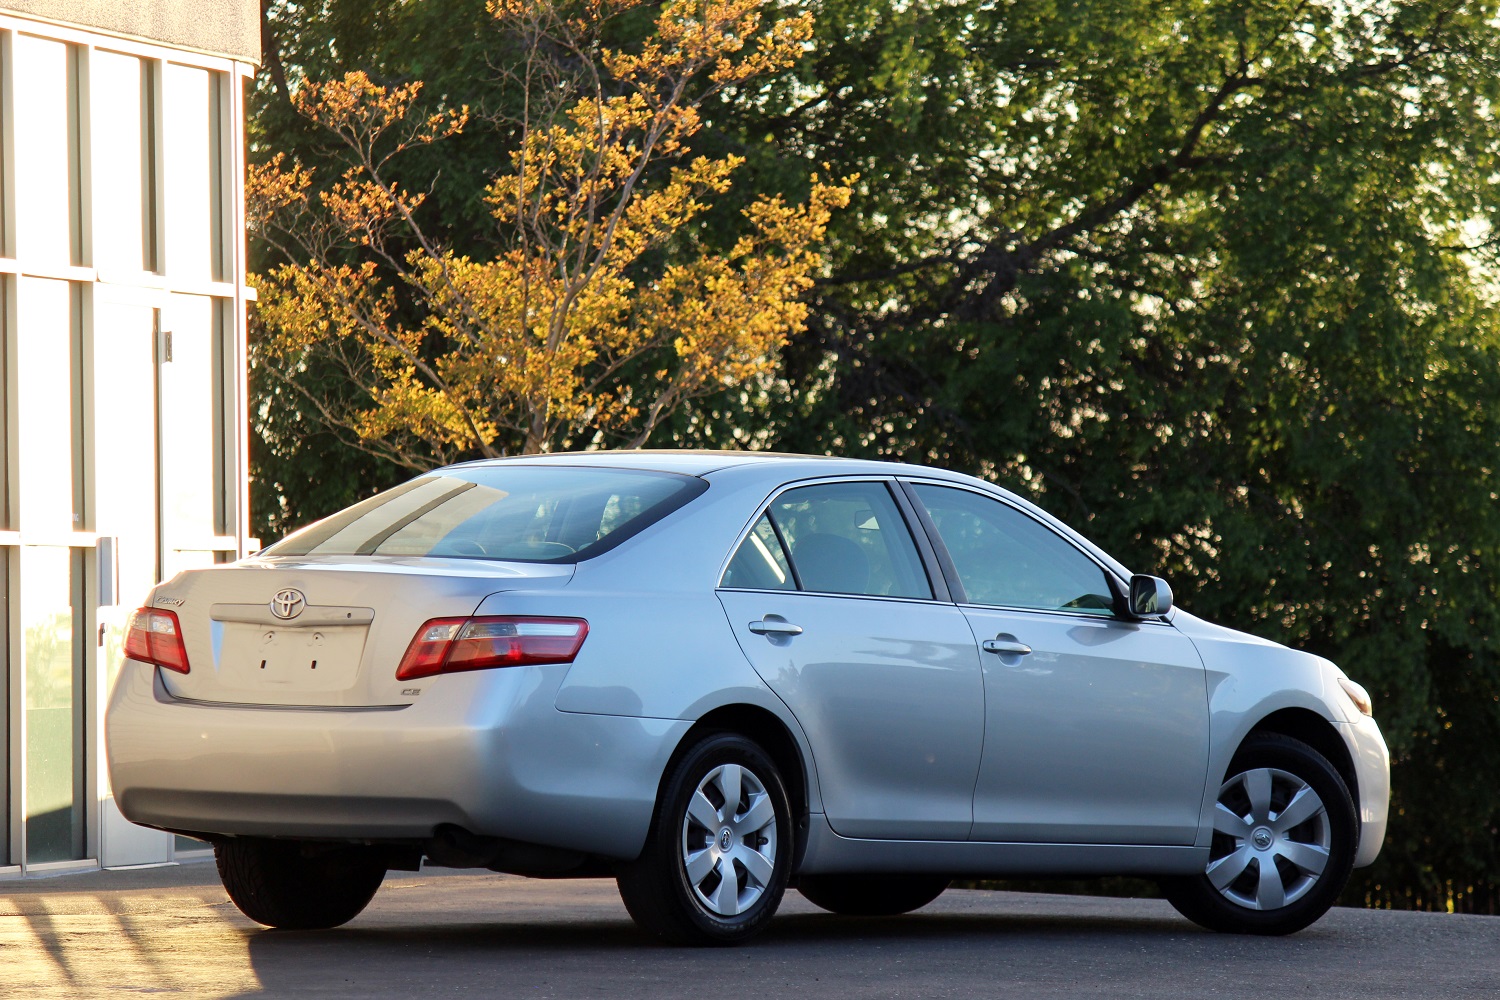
[798,874,950,916]
[617,733,792,945]
[1162,732,1356,935]
[215,838,386,929]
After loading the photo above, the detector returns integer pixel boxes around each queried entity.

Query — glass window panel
[13,35,75,265]
[22,545,83,864]
[265,468,705,563]
[90,50,152,274]
[767,483,931,599]
[162,64,220,282]
[0,546,9,866]
[721,514,795,591]
[92,300,159,615]
[212,301,231,536]
[16,278,77,535]
[0,39,7,256]
[1,278,9,530]
[913,484,1115,615]
[160,294,216,550]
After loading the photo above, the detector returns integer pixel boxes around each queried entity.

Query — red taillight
[123,607,191,674]
[396,616,589,681]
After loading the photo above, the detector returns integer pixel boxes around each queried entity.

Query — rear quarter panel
[474,466,827,810]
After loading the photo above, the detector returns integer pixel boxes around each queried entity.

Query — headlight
[1337,676,1374,718]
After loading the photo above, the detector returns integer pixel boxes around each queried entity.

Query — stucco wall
[0,0,259,62]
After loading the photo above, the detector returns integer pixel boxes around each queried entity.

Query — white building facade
[0,0,258,874]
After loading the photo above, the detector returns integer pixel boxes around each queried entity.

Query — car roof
[448,450,857,477]
[445,449,1013,493]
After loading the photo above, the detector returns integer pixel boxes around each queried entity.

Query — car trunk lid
[144,555,574,707]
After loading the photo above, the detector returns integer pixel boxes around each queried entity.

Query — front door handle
[749,619,804,637]
[982,635,1032,656]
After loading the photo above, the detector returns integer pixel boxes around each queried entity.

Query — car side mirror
[1128,574,1173,617]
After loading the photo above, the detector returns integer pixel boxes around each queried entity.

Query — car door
[717,479,985,841]
[906,482,1210,846]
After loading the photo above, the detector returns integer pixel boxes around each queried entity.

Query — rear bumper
[105,660,688,859]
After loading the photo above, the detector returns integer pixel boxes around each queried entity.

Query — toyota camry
[105,451,1389,944]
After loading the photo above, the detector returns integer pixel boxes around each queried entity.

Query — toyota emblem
[270,588,307,620]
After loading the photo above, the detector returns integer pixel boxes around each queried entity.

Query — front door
[907,482,1210,846]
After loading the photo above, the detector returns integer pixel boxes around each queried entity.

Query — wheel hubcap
[1207,766,1331,911]
[681,763,778,917]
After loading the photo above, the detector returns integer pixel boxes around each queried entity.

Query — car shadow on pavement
[238,908,1198,957]
[219,903,1364,999]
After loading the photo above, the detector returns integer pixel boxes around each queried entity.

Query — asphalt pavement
[2,859,1496,999]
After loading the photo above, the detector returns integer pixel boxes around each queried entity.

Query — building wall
[0,0,257,62]
[0,8,256,875]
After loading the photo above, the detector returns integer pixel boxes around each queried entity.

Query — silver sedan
[105,452,1389,943]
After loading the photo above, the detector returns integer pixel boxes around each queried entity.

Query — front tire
[1162,733,1356,935]
[617,733,792,945]
[216,838,386,929]
[798,874,950,916]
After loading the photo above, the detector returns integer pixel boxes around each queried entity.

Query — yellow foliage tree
[250,0,852,467]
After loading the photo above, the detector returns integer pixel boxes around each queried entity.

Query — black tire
[215,838,386,929]
[798,874,950,916]
[1161,733,1356,935]
[617,733,793,945]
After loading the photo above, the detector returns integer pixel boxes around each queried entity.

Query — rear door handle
[749,619,804,636]
[982,635,1032,656]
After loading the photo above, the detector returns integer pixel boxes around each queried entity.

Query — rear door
[906,482,1210,846]
[717,479,985,841]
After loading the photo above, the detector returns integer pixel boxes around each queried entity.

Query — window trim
[715,476,947,603]
[761,509,802,591]
[899,477,1160,623]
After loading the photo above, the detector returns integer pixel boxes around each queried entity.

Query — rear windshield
[262,466,707,563]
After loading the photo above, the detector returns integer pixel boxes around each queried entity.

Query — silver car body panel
[1170,609,1391,866]
[106,452,1390,876]
[110,662,688,857]
[798,814,1210,876]
[719,588,985,841]
[959,607,1210,846]
[150,556,573,708]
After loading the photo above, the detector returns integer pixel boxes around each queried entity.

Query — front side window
[912,484,1115,615]
[263,467,706,563]
[723,481,931,599]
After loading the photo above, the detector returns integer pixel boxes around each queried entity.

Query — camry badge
[269,588,307,620]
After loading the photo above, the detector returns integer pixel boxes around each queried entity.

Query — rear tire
[617,733,792,945]
[798,874,949,916]
[1161,733,1356,935]
[216,838,386,929]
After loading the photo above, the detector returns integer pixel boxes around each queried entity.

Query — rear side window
[722,514,796,591]
[263,467,706,563]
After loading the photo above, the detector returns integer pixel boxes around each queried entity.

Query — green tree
[736,0,1500,911]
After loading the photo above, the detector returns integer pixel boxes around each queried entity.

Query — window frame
[716,476,951,603]
[898,478,1154,623]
